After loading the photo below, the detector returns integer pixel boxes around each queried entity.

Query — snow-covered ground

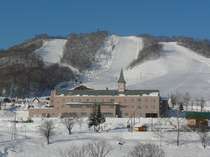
[0,113,209,157]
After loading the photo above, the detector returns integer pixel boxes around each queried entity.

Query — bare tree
[87,140,112,157]
[62,117,75,135]
[200,132,208,149]
[128,143,165,157]
[60,140,112,157]
[190,100,194,111]
[175,93,184,146]
[60,145,88,157]
[170,93,177,108]
[153,118,166,147]
[176,110,181,146]
[183,92,190,111]
[198,124,209,149]
[200,97,205,112]
[76,118,84,131]
[40,120,55,144]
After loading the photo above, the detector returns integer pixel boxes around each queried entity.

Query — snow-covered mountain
[82,35,210,99]
[1,32,210,98]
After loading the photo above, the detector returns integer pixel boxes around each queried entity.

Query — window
[81,112,87,116]
[138,98,141,102]
[61,112,77,118]
[124,113,129,116]
[109,105,114,109]
[86,104,91,108]
[70,104,81,108]
[146,113,158,118]
[110,98,114,102]
[103,112,113,117]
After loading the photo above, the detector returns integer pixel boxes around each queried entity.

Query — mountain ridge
[1,32,210,98]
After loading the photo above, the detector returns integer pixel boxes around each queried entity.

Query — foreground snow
[0,115,209,157]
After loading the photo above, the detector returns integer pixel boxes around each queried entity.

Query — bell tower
[118,69,126,92]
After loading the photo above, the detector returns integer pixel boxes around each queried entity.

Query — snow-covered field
[0,112,209,157]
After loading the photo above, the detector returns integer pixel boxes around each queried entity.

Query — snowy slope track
[35,39,67,64]
[129,42,210,98]
[83,35,143,89]
[83,38,210,99]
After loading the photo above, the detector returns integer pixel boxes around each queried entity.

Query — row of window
[123,104,157,110]
[123,113,158,117]
[67,97,157,103]
[60,112,113,117]
[68,104,114,109]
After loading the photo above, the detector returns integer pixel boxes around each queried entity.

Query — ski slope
[35,39,67,64]
[32,35,210,99]
[83,35,210,99]
[83,35,144,89]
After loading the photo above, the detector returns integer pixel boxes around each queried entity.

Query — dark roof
[118,69,126,83]
[59,89,159,96]
[73,85,93,90]
[186,112,210,119]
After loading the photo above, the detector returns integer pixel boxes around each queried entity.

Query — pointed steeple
[118,69,126,83]
[118,69,126,92]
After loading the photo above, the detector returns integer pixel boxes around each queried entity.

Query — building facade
[29,70,160,118]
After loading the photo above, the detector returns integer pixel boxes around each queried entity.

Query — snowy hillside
[83,36,210,99]
[35,39,67,64]
[7,34,210,98]
[83,35,143,89]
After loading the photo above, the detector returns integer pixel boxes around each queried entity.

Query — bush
[128,143,165,157]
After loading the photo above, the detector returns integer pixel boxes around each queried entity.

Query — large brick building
[29,70,160,118]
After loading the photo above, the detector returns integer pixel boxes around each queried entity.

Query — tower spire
[118,69,126,92]
[118,69,126,83]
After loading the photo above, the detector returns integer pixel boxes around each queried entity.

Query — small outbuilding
[134,123,149,132]
[186,112,210,129]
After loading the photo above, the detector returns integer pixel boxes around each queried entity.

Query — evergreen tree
[179,103,184,111]
[96,104,105,124]
[88,104,105,132]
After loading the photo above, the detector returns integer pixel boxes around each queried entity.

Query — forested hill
[1,31,210,98]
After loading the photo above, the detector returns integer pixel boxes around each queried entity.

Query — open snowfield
[0,112,209,157]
